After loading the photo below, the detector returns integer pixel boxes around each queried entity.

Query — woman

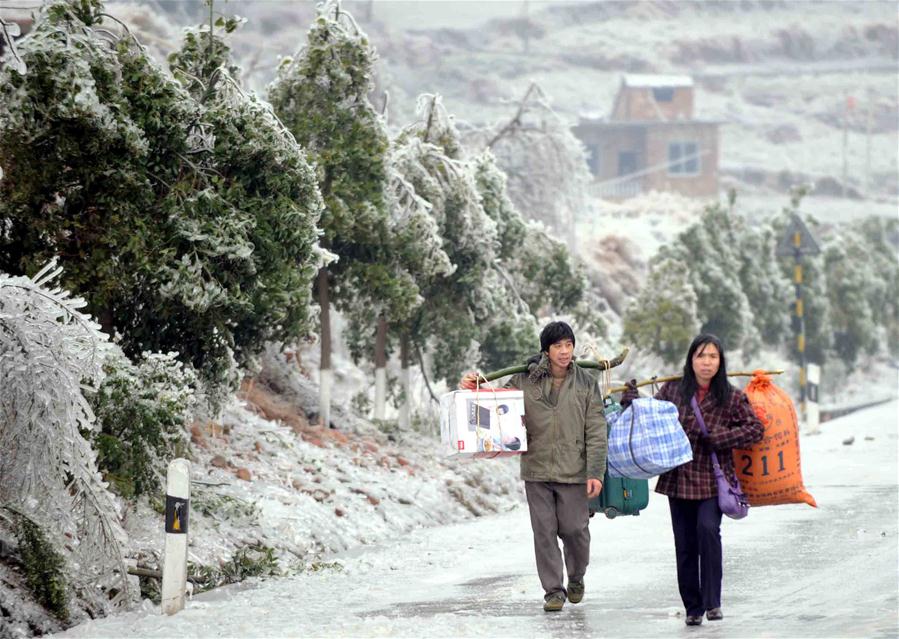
[621,334,763,627]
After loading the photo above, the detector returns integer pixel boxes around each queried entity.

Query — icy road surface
[58,400,898,638]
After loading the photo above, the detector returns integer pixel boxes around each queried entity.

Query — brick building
[572,75,720,200]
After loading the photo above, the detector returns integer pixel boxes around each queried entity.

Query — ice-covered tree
[167,15,324,399]
[0,262,133,616]
[622,256,700,366]
[737,218,793,347]
[89,349,197,499]
[391,95,539,420]
[506,220,588,318]
[464,82,593,252]
[471,151,527,262]
[0,14,27,75]
[854,216,899,359]
[820,218,898,369]
[822,236,877,368]
[0,0,322,404]
[469,150,542,369]
[472,149,596,363]
[344,133,455,421]
[389,97,499,420]
[662,204,759,353]
[268,2,405,427]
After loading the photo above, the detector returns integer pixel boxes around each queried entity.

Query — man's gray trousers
[524,480,591,599]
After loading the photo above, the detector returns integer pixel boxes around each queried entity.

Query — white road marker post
[161,458,191,615]
[806,363,821,434]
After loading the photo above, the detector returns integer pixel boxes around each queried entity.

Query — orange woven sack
[733,370,817,507]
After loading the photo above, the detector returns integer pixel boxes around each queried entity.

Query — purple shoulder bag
[691,396,749,520]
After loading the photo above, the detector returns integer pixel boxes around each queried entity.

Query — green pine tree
[622,256,700,366]
[268,2,405,427]
[0,0,322,402]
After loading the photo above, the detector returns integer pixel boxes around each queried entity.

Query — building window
[653,87,675,102]
[586,144,600,176]
[617,151,638,177]
[668,141,700,176]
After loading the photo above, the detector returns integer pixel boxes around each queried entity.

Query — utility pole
[865,87,873,197]
[842,94,850,198]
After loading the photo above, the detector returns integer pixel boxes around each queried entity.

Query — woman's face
[692,342,720,387]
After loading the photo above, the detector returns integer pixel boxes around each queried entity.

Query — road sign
[776,214,820,257]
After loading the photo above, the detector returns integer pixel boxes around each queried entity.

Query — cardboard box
[439,389,527,457]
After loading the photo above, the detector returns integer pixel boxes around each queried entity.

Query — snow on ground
[116,359,525,604]
[55,396,898,639]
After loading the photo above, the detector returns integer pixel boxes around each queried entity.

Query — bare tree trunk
[317,267,332,428]
[98,307,114,340]
[398,333,410,430]
[374,316,387,421]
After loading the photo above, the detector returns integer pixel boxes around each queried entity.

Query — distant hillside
[370,0,897,200]
[96,0,896,202]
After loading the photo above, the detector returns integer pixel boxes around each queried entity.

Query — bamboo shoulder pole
[478,347,630,383]
[606,369,785,396]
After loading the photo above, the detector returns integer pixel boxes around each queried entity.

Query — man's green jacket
[506,353,608,483]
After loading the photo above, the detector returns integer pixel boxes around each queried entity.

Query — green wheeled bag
[589,398,650,519]
[589,470,650,518]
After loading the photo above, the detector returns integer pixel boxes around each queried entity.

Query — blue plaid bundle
[607,398,693,479]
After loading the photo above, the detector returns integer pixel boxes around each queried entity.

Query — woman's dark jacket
[623,380,764,500]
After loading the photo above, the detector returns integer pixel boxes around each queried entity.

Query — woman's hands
[619,378,639,409]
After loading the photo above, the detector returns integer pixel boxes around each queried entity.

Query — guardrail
[819,396,896,423]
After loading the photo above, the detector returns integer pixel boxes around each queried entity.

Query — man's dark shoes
[567,580,585,604]
[543,593,565,612]
[706,607,724,621]
[685,615,703,626]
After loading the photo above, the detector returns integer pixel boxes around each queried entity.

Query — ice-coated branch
[0,16,27,74]
[0,261,134,611]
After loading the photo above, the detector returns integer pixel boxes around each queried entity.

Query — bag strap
[627,403,653,476]
[474,376,503,458]
[690,396,724,473]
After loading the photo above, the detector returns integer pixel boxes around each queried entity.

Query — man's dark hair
[540,321,576,353]
[678,333,732,406]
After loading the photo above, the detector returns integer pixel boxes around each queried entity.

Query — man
[461,321,607,612]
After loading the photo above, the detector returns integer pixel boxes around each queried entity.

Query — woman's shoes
[685,608,724,625]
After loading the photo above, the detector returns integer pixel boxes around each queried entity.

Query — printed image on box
[467,399,523,451]
[439,389,527,457]
[467,401,492,431]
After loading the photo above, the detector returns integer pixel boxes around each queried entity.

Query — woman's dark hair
[678,333,732,406]
[540,321,576,353]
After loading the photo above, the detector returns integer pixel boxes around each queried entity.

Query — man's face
[547,338,574,371]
